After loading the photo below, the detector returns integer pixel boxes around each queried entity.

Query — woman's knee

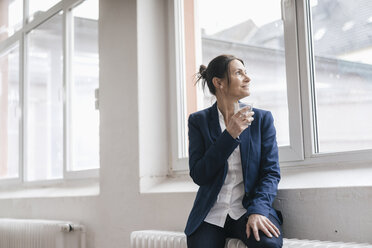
[257,235,283,248]
[186,222,226,248]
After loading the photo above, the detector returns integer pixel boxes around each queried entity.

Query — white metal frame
[0,0,99,186]
[296,0,319,158]
[170,0,372,173]
[63,0,99,180]
[279,0,305,162]
[169,0,189,171]
[291,0,372,165]
[193,0,204,113]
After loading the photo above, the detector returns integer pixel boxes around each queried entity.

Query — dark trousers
[187,214,283,248]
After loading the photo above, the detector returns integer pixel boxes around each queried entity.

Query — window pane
[195,0,290,146]
[0,43,19,179]
[311,0,372,153]
[26,13,63,181]
[0,0,23,42]
[28,0,60,21]
[69,0,99,171]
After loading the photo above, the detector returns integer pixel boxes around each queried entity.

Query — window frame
[295,0,372,164]
[169,0,189,171]
[0,0,99,185]
[169,0,372,173]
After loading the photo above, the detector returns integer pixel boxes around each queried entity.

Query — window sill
[155,160,372,193]
[279,161,372,189]
[140,174,198,194]
[0,178,99,199]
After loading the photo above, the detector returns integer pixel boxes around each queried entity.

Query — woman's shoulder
[252,107,270,116]
[252,108,275,123]
[189,104,215,121]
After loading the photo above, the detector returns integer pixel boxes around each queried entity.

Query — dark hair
[195,54,244,95]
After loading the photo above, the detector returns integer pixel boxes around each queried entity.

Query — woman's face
[221,59,251,100]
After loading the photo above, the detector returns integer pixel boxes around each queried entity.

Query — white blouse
[204,108,247,227]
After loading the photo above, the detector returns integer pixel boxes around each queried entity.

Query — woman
[184,55,283,248]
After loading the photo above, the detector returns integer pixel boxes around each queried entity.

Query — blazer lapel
[208,103,228,179]
[209,102,221,142]
[240,125,251,173]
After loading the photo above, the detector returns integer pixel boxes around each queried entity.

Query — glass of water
[234,102,254,125]
[234,102,253,115]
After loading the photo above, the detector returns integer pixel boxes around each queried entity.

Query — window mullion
[21,30,27,182]
[280,0,304,162]
[21,0,28,182]
[295,0,318,159]
[174,0,187,160]
[23,0,28,24]
[169,0,189,171]
[63,6,72,178]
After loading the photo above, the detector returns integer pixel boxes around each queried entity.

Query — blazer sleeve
[188,113,240,186]
[246,111,281,218]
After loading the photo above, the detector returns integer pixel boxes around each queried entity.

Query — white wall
[276,186,372,242]
[1,0,372,247]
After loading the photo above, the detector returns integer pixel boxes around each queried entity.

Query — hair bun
[199,65,207,79]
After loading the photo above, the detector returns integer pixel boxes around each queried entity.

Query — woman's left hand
[246,214,280,241]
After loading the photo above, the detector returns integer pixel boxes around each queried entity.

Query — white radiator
[130,230,372,248]
[0,218,86,248]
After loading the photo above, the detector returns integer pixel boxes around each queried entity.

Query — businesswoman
[185,55,283,248]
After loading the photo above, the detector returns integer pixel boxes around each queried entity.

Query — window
[0,43,19,179]
[69,0,99,171]
[310,0,372,153]
[170,0,372,172]
[26,12,64,181]
[170,0,303,171]
[195,1,289,148]
[0,0,99,183]
[194,0,292,148]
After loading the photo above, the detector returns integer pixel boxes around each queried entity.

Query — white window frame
[168,0,189,171]
[0,0,99,186]
[294,0,372,165]
[169,0,372,173]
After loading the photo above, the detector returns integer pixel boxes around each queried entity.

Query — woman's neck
[217,98,237,124]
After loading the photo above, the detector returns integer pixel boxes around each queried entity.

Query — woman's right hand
[226,107,254,139]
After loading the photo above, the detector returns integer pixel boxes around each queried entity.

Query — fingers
[237,109,254,118]
[247,215,281,242]
[246,222,269,241]
[237,111,254,121]
[260,225,273,239]
[247,217,261,242]
[246,116,254,123]
[239,106,253,113]
[227,109,254,138]
[246,223,251,239]
[265,218,280,238]
[251,223,260,242]
[241,115,254,126]
[256,220,272,239]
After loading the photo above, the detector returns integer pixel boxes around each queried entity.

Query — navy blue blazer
[184,102,281,236]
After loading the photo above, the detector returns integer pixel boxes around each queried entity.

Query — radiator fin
[0,219,84,248]
[131,230,372,248]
